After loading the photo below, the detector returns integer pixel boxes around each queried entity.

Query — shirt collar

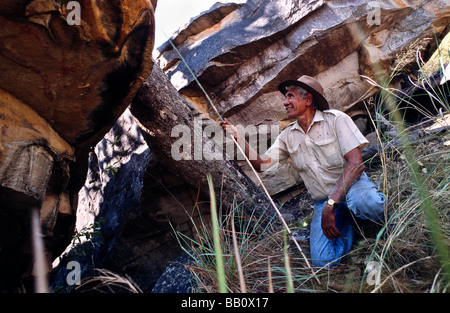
[291,110,324,133]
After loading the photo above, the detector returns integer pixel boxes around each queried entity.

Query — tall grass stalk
[231,206,247,293]
[171,179,324,293]
[207,174,228,293]
[267,258,274,293]
[283,230,294,293]
[31,208,50,293]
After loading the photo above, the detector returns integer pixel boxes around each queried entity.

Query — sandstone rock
[157,0,450,194]
[0,0,155,148]
[51,109,212,293]
[159,0,448,115]
[0,89,75,290]
[0,89,74,208]
[0,0,156,291]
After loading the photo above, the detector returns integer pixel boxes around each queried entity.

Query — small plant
[105,161,120,176]
[69,218,105,258]
[103,135,122,176]
[110,135,121,147]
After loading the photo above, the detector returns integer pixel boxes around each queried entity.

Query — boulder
[157,0,450,194]
[50,108,219,293]
[0,0,156,148]
[0,0,156,291]
[151,253,194,293]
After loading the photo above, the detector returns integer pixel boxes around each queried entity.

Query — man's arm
[321,147,365,240]
[220,119,272,172]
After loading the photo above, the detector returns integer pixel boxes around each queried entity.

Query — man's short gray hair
[285,85,308,98]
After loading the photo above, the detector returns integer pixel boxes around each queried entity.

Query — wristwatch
[327,198,337,208]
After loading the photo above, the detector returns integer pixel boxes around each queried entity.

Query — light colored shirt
[264,109,369,200]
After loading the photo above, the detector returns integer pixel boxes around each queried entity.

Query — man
[221,75,385,267]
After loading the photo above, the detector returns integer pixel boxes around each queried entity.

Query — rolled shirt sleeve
[264,135,289,162]
[334,113,369,156]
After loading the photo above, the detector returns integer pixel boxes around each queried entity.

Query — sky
[153,0,246,56]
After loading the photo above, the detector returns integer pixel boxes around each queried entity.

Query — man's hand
[320,147,364,240]
[219,118,271,172]
[321,203,342,240]
[220,118,238,139]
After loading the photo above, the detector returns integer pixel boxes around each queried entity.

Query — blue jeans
[310,173,385,267]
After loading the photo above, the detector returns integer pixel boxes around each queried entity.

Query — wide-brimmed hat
[278,75,329,110]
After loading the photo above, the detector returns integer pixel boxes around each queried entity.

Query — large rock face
[0,0,156,291]
[51,109,209,293]
[156,0,450,194]
[1,0,156,147]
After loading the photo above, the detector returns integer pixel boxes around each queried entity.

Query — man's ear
[305,93,313,106]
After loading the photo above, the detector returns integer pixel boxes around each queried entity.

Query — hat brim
[278,80,329,111]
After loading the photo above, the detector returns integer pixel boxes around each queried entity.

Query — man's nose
[283,98,289,106]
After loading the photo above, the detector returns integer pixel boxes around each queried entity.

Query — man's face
[283,88,308,119]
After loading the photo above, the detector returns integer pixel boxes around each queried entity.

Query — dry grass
[72,269,143,293]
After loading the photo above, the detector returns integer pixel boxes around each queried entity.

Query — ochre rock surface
[0,0,156,291]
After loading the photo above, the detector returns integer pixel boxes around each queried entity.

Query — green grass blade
[207,174,228,293]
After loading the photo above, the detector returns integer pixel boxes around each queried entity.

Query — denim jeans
[310,173,385,267]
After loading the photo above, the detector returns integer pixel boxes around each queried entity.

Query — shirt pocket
[287,143,306,171]
[310,137,343,168]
